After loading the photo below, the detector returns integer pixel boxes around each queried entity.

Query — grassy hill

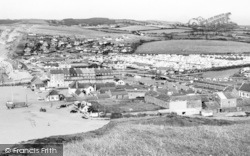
[63,116,250,156]
[14,114,250,156]
[0,19,21,25]
[135,40,250,54]
[60,18,116,26]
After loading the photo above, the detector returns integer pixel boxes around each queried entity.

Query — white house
[169,95,202,115]
[114,79,125,85]
[47,69,65,88]
[46,90,60,101]
[239,83,250,98]
[68,81,95,95]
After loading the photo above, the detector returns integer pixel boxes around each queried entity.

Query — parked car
[37,97,44,101]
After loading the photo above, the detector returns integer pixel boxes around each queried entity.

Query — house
[95,69,114,83]
[243,71,250,77]
[46,90,60,101]
[96,93,111,100]
[68,81,95,95]
[30,77,45,90]
[47,69,65,88]
[109,89,128,99]
[169,95,202,115]
[114,78,125,85]
[239,83,250,98]
[65,96,77,102]
[74,89,86,97]
[125,85,150,99]
[145,91,170,108]
[215,92,237,108]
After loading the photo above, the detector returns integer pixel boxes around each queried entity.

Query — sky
[0,0,249,25]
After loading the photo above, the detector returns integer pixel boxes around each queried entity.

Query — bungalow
[239,83,250,98]
[74,89,86,97]
[68,81,95,95]
[109,89,128,99]
[125,85,150,99]
[169,95,202,115]
[31,77,45,90]
[114,78,125,85]
[46,90,60,101]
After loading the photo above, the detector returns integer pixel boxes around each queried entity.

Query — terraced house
[48,68,115,88]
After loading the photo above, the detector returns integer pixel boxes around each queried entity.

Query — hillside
[10,115,250,156]
[60,18,116,26]
[135,40,250,54]
[65,115,250,156]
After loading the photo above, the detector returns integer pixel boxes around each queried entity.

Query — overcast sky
[0,0,249,25]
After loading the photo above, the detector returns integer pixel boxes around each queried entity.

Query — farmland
[142,28,191,34]
[135,40,250,54]
[28,25,155,43]
[29,25,116,37]
[116,25,159,31]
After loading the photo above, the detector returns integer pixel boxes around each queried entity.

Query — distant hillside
[0,19,48,25]
[115,19,150,25]
[0,18,183,27]
[53,18,116,26]
[0,19,21,25]
[146,20,182,25]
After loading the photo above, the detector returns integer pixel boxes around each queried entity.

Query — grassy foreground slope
[64,115,250,156]
[135,40,250,54]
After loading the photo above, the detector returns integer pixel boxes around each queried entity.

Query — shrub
[110,113,123,119]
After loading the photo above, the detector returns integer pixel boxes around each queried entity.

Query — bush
[110,113,123,119]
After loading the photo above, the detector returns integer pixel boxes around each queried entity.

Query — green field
[29,25,155,43]
[135,40,250,54]
[203,68,241,79]
[117,25,159,31]
[142,28,191,34]
[30,25,120,38]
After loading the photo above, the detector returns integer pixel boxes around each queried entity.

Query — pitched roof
[204,101,220,110]
[239,83,250,92]
[156,94,171,102]
[63,68,70,75]
[224,92,235,99]
[50,69,63,74]
[95,69,113,74]
[69,81,92,89]
[65,97,77,102]
[171,95,201,101]
[80,68,95,74]
[145,91,158,97]
[96,83,116,90]
[75,68,83,75]
[97,94,110,99]
[31,77,44,85]
[69,68,77,75]
[110,89,128,96]
[47,90,59,96]
[75,89,82,96]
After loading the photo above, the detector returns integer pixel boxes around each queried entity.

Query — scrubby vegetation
[14,114,250,156]
[63,115,250,156]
